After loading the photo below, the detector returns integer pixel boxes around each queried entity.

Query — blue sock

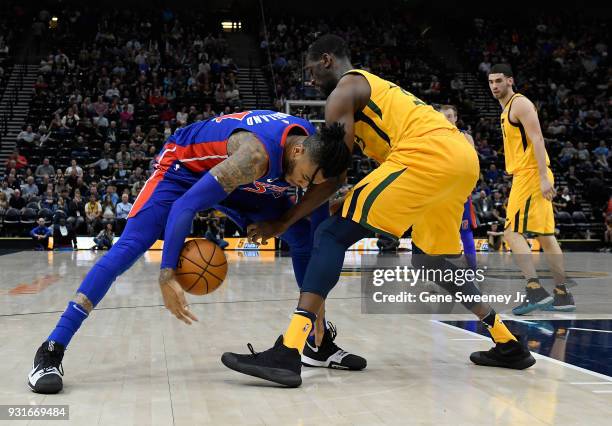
[48,301,89,347]
[461,229,477,270]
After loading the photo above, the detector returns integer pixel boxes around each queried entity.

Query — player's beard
[320,79,338,98]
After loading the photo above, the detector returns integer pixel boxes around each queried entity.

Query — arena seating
[1,7,610,246]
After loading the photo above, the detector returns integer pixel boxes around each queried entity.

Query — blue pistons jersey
[154,110,315,197]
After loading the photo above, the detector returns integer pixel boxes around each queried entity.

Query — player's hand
[540,176,556,201]
[159,268,199,325]
[247,220,287,244]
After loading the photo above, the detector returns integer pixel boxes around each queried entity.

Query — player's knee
[313,215,364,249]
[95,237,148,275]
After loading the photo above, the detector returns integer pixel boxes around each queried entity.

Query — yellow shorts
[505,168,555,235]
[341,132,479,255]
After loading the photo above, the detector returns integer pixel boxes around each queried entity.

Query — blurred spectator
[67,191,86,233]
[0,191,8,217]
[115,193,132,234]
[487,223,504,251]
[30,218,51,250]
[87,152,115,178]
[559,142,577,167]
[21,176,39,200]
[484,164,500,183]
[17,125,37,146]
[85,194,102,235]
[35,158,55,178]
[176,106,188,126]
[61,107,80,129]
[116,144,131,165]
[53,217,77,250]
[101,197,116,228]
[9,189,25,211]
[593,141,609,169]
[93,223,115,250]
[65,159,83,177]
[104,185,119,206]
[40,189,56,211]
[5,149,27,170]
[604,216,612,252]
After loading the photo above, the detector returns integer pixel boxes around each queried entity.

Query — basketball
[175,239,228,295]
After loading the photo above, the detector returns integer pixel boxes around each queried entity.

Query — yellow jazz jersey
[501,93,550,174]
[344,69,456,163]
[339,69,479,254]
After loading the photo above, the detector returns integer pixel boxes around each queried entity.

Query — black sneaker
[28,341,65,394]
[512,286,553,315]
[221,335,302,387]
[301,322,367,370]
[470,337,536,370]
[542,288,576,312]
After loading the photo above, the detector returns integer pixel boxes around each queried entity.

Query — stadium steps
[226,32,273,110]
[0,64,39,172]
[457,72,499,120]
[236,68,273,110]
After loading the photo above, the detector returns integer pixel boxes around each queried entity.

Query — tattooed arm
[160,131,269,271]
[158,131,269,324]
[210,131,269,192]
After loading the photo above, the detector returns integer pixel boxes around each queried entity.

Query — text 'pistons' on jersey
[154,110,316,196]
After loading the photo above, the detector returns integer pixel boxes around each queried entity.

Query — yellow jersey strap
[505,93,523,126]
[342,69,368,77]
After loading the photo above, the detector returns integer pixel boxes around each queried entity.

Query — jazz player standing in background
[488,64,576,314]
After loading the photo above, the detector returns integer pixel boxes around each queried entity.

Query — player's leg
[217,191,366,370]
[505,171,554,314]
[221,214,370,386]
[28,175,187,393]
[460,198,477,271]
[279,211,367,370]
[538,235,575,311]
[221,160,412,385]
[524,169,574,311]
[408,177,535,369]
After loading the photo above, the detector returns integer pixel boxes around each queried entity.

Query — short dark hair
[490,64,513,77]
[307,34,350,61]
[305,122,351,179]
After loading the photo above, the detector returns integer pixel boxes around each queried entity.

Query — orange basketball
[175,239,228,295]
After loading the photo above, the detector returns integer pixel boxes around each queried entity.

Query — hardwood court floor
[1,250,610,425]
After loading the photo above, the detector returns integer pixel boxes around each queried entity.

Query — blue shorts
[461,196,477,232]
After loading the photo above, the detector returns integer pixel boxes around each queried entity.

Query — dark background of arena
[0,0,610,250]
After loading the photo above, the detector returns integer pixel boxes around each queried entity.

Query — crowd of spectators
[261,15,449,111]
[0,7,610,248]
[0,7,246,246]
[261,13,610,242]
